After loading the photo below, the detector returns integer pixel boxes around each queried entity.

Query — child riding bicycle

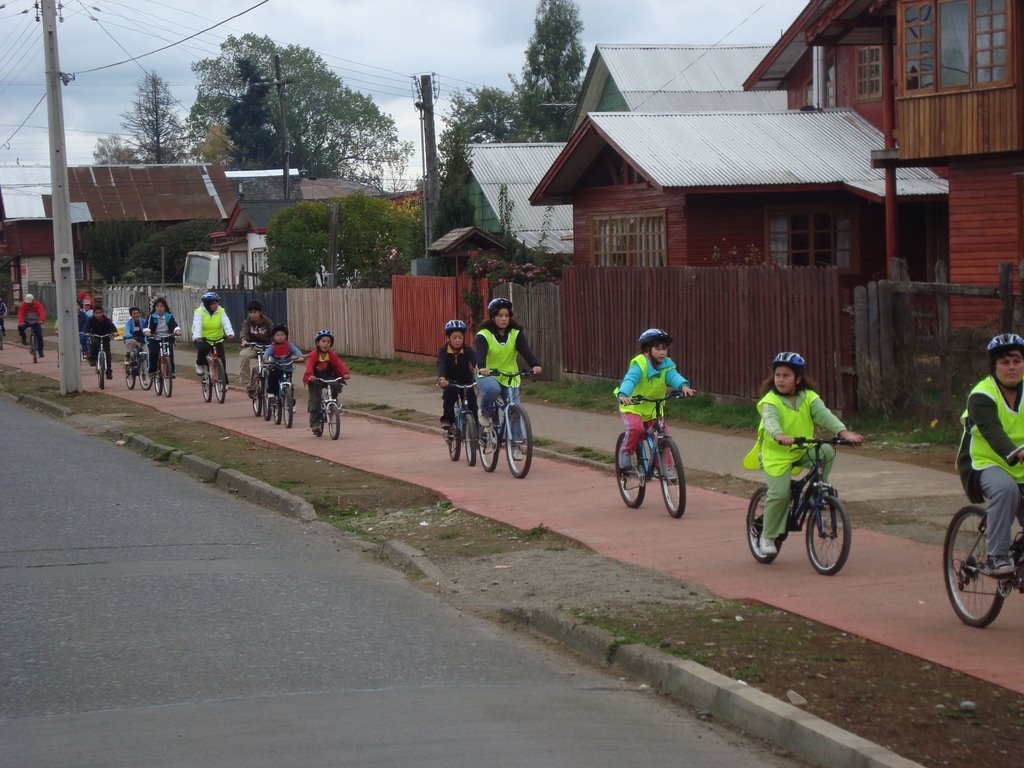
[438,319,478,429]
[83,305,118,379]
[615,328,696,473]
[122,306,147,371]
[238,299,275,389]
[302,329,350,435]
[263,324,303,400]
[475,298,541,426]
[742,352,863,556]
[143,297,182,375]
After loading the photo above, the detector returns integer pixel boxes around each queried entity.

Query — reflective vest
[742,389,820,476]
[477,328,521,386]
[197,306,226,343]
[617,354,674,420]
[963,376,1024,482]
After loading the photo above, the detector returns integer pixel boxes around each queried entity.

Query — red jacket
[303,349,351,386]
[18,300,45,324]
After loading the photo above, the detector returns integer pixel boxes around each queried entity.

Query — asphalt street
[0,396,790,768]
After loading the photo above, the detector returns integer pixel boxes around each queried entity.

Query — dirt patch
[3,365,1022,768]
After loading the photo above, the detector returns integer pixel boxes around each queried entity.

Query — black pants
[442,385,478,424]
[88,336,112,372]
[147,338,175,374]
[196,339,225,368]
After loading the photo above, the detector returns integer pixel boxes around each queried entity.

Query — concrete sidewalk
[9,340,1019,697]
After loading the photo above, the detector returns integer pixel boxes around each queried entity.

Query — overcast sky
[0,0,808,187]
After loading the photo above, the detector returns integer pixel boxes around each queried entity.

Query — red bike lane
[8,346,1023,694]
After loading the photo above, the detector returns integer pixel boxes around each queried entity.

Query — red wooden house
[745,0,1023,322]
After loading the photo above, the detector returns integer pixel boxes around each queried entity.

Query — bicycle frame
[630,394,677,480]
[785,438,842,536]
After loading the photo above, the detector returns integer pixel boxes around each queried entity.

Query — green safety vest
[477,328,521,386]
[616,354,674,420]
[197,306,226,343]
[963,376,1024,482]
[742,389,820,476]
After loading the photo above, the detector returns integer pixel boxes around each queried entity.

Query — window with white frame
[768,210,854,269]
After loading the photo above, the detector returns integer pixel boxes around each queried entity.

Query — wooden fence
[391,275,483,360]
[853,260,1014,415]
[287,287,394,358]
[561,265,847,408]
[491,282,562,380]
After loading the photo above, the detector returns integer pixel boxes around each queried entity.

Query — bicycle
[199,337,227,404]
[89,333,114,390]
[614,391,689,518]
[124,344,151,391]
[23,319,41,363]
[442,382,478,466]
[944,498,1024,627]
[746,437,853,575]
[263,362,297,428]
[150,335,177,398]
[478,368,534,479]
[311,377,345,440]
[246,343,269,417]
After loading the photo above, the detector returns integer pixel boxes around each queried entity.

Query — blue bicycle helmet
[201,291,221,307]
[987,333,1024,355]
[444,319,467,335]
[638,328,672,350]
[487,297,513,318]
[314,329,334,345]
[772,351,807,369]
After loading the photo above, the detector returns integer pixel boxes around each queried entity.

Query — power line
[1,92,44,152]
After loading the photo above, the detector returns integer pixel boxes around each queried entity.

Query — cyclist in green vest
[191,291,235,375]
[742,352,863,556]
[615,328,696,473]
[475,297,541,426]
[957,333,1024,575]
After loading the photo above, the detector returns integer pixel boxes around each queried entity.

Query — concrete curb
[215,468,317,521]
[19,393,73,419]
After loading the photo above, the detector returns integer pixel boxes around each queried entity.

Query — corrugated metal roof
[1,164,236,223]
[598,44,781,94]
[619,90,788,112]
[586,110,946,196]
[469,143,573,254]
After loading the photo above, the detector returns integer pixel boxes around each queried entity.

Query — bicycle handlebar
[628,390,693,404]
[87,333,114,339]
[792,436,853,447]
[484,368,535,380]
[315,377,345,385]
[439,381,476,390]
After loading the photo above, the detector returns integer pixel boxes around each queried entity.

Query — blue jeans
[477,377,519,420]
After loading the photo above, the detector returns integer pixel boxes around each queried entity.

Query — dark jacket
[146,312,180,337]
[83,315,117,336]
[437,343,477,384]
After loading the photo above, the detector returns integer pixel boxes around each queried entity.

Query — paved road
[5,342,1020,697]
[0,395,790,768]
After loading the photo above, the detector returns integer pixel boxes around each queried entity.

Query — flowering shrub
[466,251,571,286]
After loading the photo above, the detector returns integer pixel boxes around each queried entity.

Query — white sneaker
[195,364,205,375]
[759,536,777,556]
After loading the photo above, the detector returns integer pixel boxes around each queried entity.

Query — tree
[92,135,140,164]
[225,57,276,169]
[121,71,188,163]
[512,0,586,142]
[447,87,521,144]
[264,195,420,287]
[434,121,475,238]
[194,123,234,165]
[83,219,147,282]
[188,35,412,187]
[124,218,221,284]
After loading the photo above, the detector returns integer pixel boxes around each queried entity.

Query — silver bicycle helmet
[772,351,807,369]
[314,329,334,345]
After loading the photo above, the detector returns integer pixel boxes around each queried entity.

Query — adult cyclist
[18,293,46,357]
[191,291,234,375]
[957,333,1024,575]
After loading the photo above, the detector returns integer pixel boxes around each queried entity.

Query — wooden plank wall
[491,282,562,380]
[286,287,393,358]
[896,87,1019,160]
[561,265,845,408]
[390,275,485,358]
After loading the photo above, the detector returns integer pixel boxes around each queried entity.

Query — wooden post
[854,285,870,408]
[868,281,880,374]
[878,280,895,392]
[935,261,951,412]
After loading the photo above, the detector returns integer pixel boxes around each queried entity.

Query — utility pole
[264,54,293,200]
[326,201,339,286]
[41,0,80,394]
[416,74,439,252]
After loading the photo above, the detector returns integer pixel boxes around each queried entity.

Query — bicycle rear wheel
[656,437,685,518]
[746,487,779,564]
[944,505,1005,627]
[214,358,227,403]
[283,385,294,428]
[463,416,478,467]
[504,405,533,478]
[328,403,341,440]
[805,493,851,575]
[614,433,646,508]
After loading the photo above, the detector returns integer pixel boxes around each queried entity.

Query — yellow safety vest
[616,354,674,420]
[197,306,226,343]
[963,376,1024,482]
[742,389,820,476]
[477,328,521,386]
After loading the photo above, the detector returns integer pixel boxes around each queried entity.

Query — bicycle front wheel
[463,416,478,467]
[250,372,262,416]
[97,352,106,390]
[805,493,851,575]
[944,505,1004,627]
[162,360,173,398]
[746,487,779,564]
[656,437,685,518]
[139,354,152,390]
[29,334,38,363]
[283,386,294,428]
[201,369,212,402]
[263,390,272,421]
[214,358,227,403]
[614,432,646,508]
[447,412,461,462]
[504,405,533,478]
[328,403,341,440]
[479,419,500,473]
